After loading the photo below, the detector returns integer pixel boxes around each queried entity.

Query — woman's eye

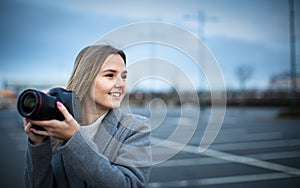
[106,74,114,78]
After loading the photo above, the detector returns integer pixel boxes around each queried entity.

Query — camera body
[17,87,81,125]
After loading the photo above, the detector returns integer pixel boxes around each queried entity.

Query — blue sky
[0,0,299,91]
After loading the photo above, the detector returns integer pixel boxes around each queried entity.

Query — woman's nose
[115,77,126,88]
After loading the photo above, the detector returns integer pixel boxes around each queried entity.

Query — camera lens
[17,87,80,121]
[17,90,41,118]
[22,93,37,114]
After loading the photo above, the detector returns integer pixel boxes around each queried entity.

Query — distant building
[3,79,65,94]
[0,89,17,109]
[269,73,300,91]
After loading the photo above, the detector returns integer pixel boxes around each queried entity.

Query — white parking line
[214,131,283,143]
[209,138,300,151]
[155,151,300,168]
[148,173,294,188]
[151,137,300,176]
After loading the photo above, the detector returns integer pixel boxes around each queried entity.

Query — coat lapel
[93,109,121,155]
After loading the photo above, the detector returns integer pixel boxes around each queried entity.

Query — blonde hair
[52,45,126,151]
[67,45,126,101]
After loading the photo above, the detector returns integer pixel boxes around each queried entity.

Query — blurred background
[0,0,299,107]
[0,0,300,187]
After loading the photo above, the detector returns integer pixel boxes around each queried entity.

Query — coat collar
[100,109,122,137]
[94,108,122,154]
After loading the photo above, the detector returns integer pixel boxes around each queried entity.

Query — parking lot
[1,106,300,187]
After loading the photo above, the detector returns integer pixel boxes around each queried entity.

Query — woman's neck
[80,98,108,125]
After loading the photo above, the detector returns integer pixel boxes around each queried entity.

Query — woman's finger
[23,119,31,132]
[28,119,57,128]
[30,128,51,137]
[56,101,74,122]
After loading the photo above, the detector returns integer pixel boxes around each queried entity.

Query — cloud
[2,0,299,90]
[56,0,198,20]
[187,0,293,51]
[53,0,298,51]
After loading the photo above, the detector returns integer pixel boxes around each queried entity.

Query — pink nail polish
[56,101,63,107]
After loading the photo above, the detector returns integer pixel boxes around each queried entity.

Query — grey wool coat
[25,109,152,188]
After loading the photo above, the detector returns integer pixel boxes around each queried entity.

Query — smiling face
[86,53,127,116]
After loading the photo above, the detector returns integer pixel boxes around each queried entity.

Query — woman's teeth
[111,92,121,97]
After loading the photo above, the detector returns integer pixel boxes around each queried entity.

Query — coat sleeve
[57,117,152,188]
[24,138,55,188]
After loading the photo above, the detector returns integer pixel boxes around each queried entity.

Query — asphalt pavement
[143,106,300,188]
[1,106,300,187]
[0,109,26,188]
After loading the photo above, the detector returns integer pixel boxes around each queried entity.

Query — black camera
[17,87,81,130]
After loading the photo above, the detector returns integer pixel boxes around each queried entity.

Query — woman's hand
[24,101,80,144]
[23,118,47,145]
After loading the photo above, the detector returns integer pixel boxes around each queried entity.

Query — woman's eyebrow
[102,69,128,74]
[102,69,117,73]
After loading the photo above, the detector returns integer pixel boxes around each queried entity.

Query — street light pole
[184,10,218,92]
[289,0,297,109]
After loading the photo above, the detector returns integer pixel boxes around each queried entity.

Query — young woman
[23,45,152,188]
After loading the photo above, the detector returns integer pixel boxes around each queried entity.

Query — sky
[0,0,299,91]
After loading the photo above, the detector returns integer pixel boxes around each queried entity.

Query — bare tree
[235,65,253,91]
